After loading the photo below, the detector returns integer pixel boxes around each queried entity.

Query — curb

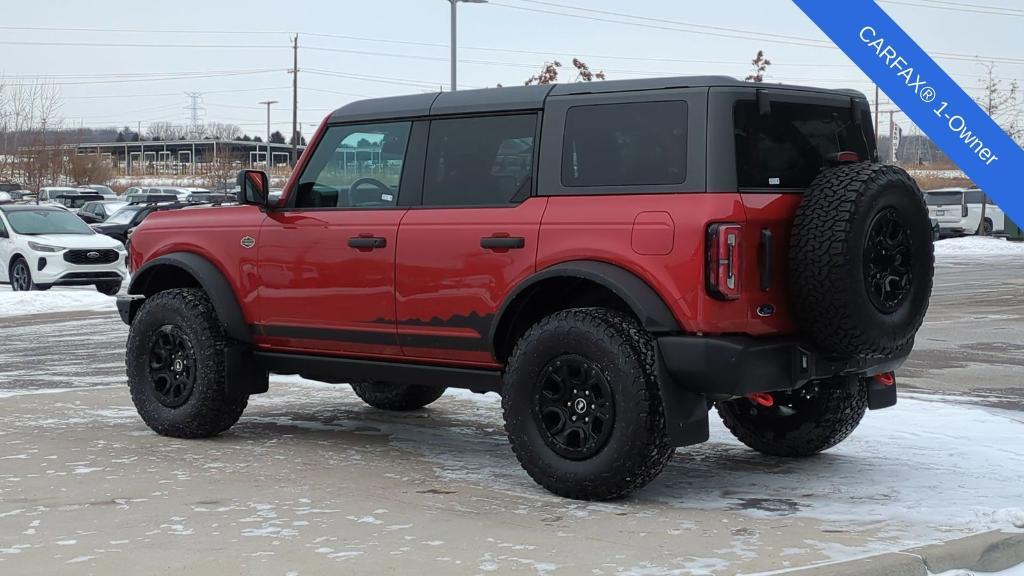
[754,531,1024,576]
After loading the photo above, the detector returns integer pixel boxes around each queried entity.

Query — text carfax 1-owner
[792,0,1024,225]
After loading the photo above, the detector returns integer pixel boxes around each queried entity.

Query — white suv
[0,205,127,295]
[926,188,1006,237]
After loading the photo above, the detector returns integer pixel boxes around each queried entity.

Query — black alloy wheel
[148,325,197,408]
[863,208,914,314]
[534,354,615,460]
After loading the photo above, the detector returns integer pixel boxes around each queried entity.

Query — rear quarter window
[561,101,687,187]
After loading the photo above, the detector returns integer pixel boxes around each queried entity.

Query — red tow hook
[747,392,775,408]
[875,372,896,387]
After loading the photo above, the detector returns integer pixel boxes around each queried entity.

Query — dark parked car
[125,193,179,205]
[91,203,192,244]
[185,193,236,204]
[78,200,129,224]
[55,191,104,213]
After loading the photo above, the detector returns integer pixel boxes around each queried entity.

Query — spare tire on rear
[790,163,933,358]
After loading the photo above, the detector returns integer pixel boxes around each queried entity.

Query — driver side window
[294,122,411,209]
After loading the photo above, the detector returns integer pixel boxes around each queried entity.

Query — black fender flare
[129,252,251,344]
[489,260,681,353]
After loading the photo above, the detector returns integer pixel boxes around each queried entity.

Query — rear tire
[350,382,446,411]
[502,308,673,501]
[979,217,994,236]
[716,377,867,457]
[126,288,248,438]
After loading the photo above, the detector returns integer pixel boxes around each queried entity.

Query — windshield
[926,191,964,206]
[6,209,96,235]
[106,207,142,225]
[103,202,128,216]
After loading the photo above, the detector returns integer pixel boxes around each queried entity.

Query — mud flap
[225,343,269,398]
[867,379,897,410]
[656,350,711,447]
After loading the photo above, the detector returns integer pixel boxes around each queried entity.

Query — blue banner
[792,0,1024,226]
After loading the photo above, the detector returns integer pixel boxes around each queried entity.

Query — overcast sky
[0,0,1019,138]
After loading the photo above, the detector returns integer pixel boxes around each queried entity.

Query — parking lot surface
[1,255,1022,575]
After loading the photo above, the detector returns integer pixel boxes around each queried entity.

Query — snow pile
[0,290,117,319]
[934,237,1024,257]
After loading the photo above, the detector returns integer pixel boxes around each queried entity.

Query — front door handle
[481,236,525,250]
[348,236,387,250]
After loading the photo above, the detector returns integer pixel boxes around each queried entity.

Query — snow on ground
[932,566,1024,576]
[935,237,1024,257]
[0,289,117,318]
[440,386,1024,541]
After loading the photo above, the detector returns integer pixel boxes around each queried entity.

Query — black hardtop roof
[328,75,867,123]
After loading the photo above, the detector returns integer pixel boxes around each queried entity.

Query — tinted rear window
[562,101,687,187]
[926,191,964,206]
[734,100,873,189]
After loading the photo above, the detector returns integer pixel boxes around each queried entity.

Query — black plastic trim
[657,335,911,397]
[490,260,682,356]
[255,351,503,392]
[127,252,251,344]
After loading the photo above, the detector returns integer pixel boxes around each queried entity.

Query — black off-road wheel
[350,382,446,411]
[126,288,248,438]
[502,308,673,501]
[96,281,122,296]
[716,377,868,458]
[790,163,934,358]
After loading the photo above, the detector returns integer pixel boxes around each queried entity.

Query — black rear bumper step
[656,335,908,397]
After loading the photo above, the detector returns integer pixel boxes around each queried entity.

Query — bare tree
[68,152,114,185]
[11,80,66,192]
[146,122,188,141]
[204,142,237,190]
[206,122,242,141]
[973,62,1022,235]
[525,58,606,85]
[746,50,772,83]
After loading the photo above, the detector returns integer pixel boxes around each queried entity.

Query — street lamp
[258,100,278,169]
[447,0,488,92]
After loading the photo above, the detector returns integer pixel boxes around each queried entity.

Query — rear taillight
[707,223,742,300]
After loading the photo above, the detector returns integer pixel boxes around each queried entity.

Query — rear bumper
[657,335,909,397]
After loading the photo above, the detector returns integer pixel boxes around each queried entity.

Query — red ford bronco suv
[119,76,933,500]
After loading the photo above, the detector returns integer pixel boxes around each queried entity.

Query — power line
[2,69,283,87]
[880,0,1024,16]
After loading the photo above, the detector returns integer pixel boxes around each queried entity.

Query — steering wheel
[349,178,392,195]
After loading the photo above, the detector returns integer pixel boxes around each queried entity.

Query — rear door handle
[480,236,525,250]
[348,236,387,250]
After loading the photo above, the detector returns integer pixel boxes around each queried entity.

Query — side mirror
[237,170,269,206]
[0,229,8,239]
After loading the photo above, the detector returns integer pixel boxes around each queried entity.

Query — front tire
[716,377,868,458]
[351,382,446,411]
[96,281,122,296]
[502,308,673,501]
[9,258,36,291]
[126,288,248,438]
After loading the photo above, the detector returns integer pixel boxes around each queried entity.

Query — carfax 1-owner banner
[792,0,1024,225]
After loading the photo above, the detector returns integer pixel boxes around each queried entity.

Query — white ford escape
[0,205,127,295]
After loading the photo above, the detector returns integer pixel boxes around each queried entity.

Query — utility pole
[259,100,278,170]
[874,84,880,142]
[446,0,488,92]
[290,34,299,165]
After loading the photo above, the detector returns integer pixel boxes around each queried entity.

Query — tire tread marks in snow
[790,163,933,357]
[717,378,868,457]
[351,382,446,411]
[502,308,673,501]
[126,288,248,438]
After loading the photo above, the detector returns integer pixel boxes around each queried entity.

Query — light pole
[259,100,278,169]
[447,0,487,92]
